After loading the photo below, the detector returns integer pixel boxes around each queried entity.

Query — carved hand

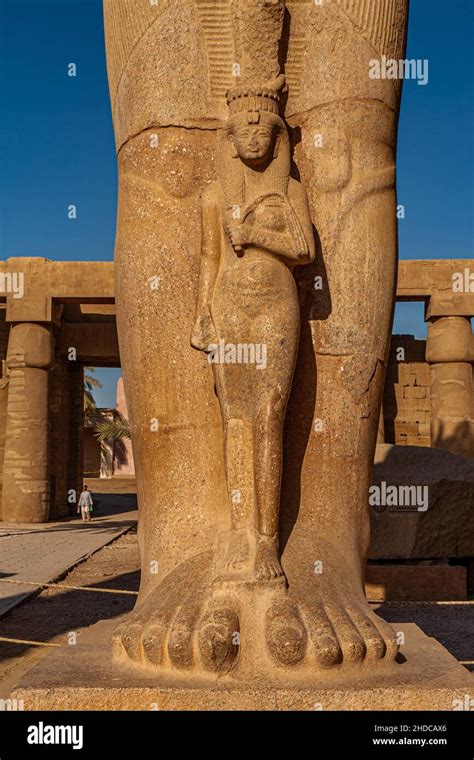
[191,312,216,353]
[229,223,254,250]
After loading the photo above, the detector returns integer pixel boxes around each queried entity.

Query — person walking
[78,485,93,522]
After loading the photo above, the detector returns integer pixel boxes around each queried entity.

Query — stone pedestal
[10,618,474,711]
[365,564,467,602]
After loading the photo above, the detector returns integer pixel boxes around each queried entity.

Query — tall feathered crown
[226,74,286,118]
[223,0,286,119]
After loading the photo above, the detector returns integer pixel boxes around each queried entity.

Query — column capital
[6,322,54,371]
[426,316,473,365]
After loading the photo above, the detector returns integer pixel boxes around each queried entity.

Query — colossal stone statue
[104,0,409,681]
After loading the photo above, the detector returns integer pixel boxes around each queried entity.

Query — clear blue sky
[1,0,473,404]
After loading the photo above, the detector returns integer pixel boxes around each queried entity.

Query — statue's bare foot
[265,598,307,665]
[112,590,203,670]
[279,541,399,668]
[302,598,398,667]
[223,529,249,573]
[111,552,213,670]
[265,590,398,669]
[113,599,188,668]
[198,605,240,672]
[254,534,283,581]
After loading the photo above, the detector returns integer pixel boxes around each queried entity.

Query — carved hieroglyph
[104,0,408,683]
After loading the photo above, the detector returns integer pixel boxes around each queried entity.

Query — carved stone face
[230,122,276,166]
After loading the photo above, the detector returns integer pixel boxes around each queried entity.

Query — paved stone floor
[0,527,472,701]
[0,530,140,698]
[0,486,137,617]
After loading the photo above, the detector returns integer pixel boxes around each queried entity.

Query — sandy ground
[0,528,139,698]
[0,527,472,699]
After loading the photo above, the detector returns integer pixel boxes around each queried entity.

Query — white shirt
[78,491,93,508]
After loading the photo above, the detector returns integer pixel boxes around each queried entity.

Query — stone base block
[365,564,467,602]
[371,444,474,559]
[11,618,474,711]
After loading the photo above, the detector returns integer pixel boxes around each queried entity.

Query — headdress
[226,75,286,120]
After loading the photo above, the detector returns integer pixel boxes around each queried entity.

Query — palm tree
[83,368,131,442]
[84,368,102,416]
[94,412,131,442]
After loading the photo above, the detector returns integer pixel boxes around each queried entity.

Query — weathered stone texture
[104,0,410,683]
[371,444,474,559]
[384,336,431,447]
[11,619,474,711]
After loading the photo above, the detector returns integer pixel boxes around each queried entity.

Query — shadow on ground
[377,602,474,671]
[0,569,140,665]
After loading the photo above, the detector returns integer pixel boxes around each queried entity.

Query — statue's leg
[253,390,285,581]
[106,127,230,670]
[221,417,253,570]
[282,353,399,667]
[250,280,300,581]
[213,265,300,582]
[277,104,404,667]
[264,0,410,670]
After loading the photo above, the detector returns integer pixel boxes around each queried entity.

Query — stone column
[427,316,474,458]
[0,377,8,520]
[2,322,54,523]
[0,315,9,518]
[67,363,84,512]
[48,356,71,518]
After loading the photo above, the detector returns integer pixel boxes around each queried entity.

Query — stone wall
[0,316,9,368]
[383,335,431,447]
[84,409,116,480]
[114,377,134,476]
[0,382,7,519]
[84,428,101,479]
[49,358,71,518]
[0,315,9,514]
[67,364,84,513]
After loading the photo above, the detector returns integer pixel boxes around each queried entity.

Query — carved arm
[191,189,220,352]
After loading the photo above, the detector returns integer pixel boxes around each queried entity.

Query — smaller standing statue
[192,76,315,584]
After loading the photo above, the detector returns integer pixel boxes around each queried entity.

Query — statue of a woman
[192,77,315,582]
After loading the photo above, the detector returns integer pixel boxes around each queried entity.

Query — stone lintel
[397,260,474,300]
[78,304,117,317]
[1,259,471,310]
[0,258,114,302]
[58,323,120,365]
[426,294,474,320]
